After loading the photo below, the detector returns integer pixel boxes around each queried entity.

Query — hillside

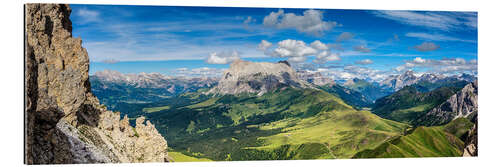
[343,78,392,102]
[319,84,373,108]
[372,83,466,124]
[353,118,473,158]
[415,81,478,126]
[143,87,408,160]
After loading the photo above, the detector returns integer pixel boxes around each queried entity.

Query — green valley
[145,88,409,160]
[353,118,474,158]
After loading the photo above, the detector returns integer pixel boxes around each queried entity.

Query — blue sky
[70,4,477,81]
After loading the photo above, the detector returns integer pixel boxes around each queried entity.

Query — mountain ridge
[208,60,314,95]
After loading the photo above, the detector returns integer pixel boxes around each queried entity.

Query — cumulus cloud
[313,51,340,64]
[262,39,341,63]
[205,51,240,64]
[395,57,477,74]
[258,40,272,51]
[414,42,440,52]
[372,11,477,31]
[272,39,317,59]
[336,32,354,42]
[310,40,329,50]
[263,9,337,36]
[353,45,371,53]
[355,59,374,65]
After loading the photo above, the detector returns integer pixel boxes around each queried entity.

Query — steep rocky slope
[25,4,169,164]
[463,123,478,156]
[209,60,314,95]
[415,81,478,126]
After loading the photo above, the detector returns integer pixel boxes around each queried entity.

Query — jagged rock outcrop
[416,80,478,126]
[463,123,478,156]
[208,60,314,95]
[25,4,169,164]
[380,71,420,91]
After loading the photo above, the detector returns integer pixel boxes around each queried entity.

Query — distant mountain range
[89,61,478,160]
[379,70,476,91]
[90,70,217,109]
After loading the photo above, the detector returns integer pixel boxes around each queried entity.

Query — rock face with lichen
[25,4,169,164]
[208,60,314,96]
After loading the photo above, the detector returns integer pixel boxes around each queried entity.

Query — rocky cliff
[463,122,478,156]
[415,80,478,126]
[208,60,314,95]
[25,4,169,164]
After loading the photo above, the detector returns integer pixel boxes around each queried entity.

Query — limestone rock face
[25,4,169,164]
[416,80,478,126]
[296,70,334,86]
[463,123,478,157]
[208,60,314,95]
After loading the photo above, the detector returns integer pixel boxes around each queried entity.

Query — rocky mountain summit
[209,60,314,95]
[25,4,169,164]
[380,71,426,91]
[416,80,478,126]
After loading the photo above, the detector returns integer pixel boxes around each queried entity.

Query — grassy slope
[319,84,373,109]
[372,85,462,124]
[147,88,408,161]
[352,118,473,158]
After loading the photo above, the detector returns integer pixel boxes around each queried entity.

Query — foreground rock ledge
[25,4,169,164]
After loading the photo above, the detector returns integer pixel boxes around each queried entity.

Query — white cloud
[258,40,272,51]
[263,9,337,36]
[414,42,440,52]
[405,32,476,43]
[310,40,329,50]
[395,57,477,73]
[272,39,317,59]
[355,59,373,65]
[336,32,354,42]
[313,51,340,64]
[76,8,100,24]
[372,11,477,31]
[205,51,241,64]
